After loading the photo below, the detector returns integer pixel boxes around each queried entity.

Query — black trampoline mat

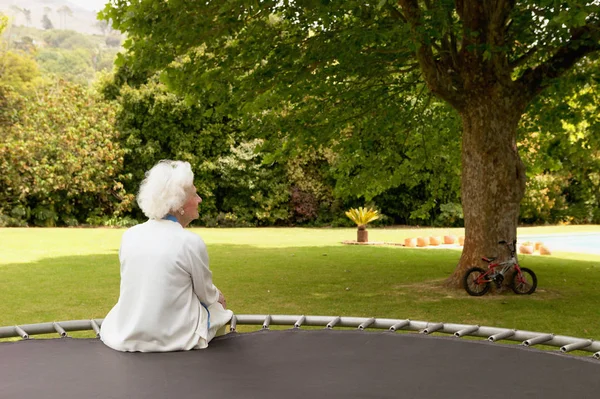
[1,329,599,399]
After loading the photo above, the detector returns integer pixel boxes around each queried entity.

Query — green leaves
[518,56,600,224]
[0,13,8,34]
[0,80,132,226]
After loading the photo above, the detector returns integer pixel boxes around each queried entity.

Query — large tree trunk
[445,96,527,288]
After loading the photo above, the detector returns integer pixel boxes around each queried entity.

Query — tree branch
[518,22,600,100]
[454,0,465,20]
[386,4,407,23]
[399,0,465,108]
[445,7,459,68]
[487,0,515,47]
[478,0,514,78]
[509,45,538,69]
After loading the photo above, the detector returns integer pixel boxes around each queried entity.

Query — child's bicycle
[463,239,537,296]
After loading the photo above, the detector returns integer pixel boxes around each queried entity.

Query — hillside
[0,0,106,35]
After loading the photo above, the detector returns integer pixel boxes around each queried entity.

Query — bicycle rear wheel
[463,267,490,296]
[511,267,537,295]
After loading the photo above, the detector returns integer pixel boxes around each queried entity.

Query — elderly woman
[100,160,232,352]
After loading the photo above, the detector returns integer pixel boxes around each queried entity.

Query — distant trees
[94,20,116,37]
[42,8,54,30]
[57,6,73,30]
[29,30,120,84]
[94,20,121,48]
[8,6,31,27]
[22,9,31,27]
[41,15,54,30]
[105,36,121,48]
[2,13,122,84]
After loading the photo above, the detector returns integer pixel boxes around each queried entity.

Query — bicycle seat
[481,256,497,262]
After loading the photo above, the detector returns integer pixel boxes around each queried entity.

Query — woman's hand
[218,290,227,309]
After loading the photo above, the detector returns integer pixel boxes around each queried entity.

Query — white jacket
[100,219,232,352]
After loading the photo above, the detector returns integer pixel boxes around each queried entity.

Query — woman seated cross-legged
[101,160,233,352]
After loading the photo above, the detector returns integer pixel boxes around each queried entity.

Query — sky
[68,0,110,12]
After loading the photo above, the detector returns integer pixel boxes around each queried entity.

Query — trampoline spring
[421,323,444,335]
[262,315,272,330]
[389,320,410,332]
[454,325,479,337]
[522,334,554,347]
[90,320,101,338]
[14,325,29,340]
[294,315,306,329]
[560,340,593,353]
[53,322,68,338]
[326,317,341,329]
[230,316,237,332]
[358,318,376,330]
[488,330,515,342]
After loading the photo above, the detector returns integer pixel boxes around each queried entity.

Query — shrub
[0,80,134,226]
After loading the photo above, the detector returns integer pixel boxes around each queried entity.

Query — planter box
[357,229,368,243]
[404,238,417,247]
[417,237,430,247]
[519,245,534,254]
[429,236,442,246]
[535,242,544,251]
[444,235,457,244]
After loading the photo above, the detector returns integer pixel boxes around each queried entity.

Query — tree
[95,19,116,37]
[57,6,73,30]
[9,7,32,27]
[22,9,31,27]
[42,15,54,30]
[0,51,41,94]
[0,13,8,35]
[518,57,600,224]
[101,1,600,287]
[8,6,22,25]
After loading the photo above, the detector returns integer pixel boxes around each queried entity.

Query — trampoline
[2,315,599,399]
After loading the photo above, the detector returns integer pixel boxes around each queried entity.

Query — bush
[0,80,134,226]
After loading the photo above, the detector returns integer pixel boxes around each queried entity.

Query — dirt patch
[391,279,562,300]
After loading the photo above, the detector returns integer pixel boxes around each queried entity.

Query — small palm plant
[345,207,380,243]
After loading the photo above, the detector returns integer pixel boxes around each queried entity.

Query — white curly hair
[137,160,195,220]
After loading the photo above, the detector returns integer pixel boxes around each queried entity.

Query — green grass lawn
[1,226,600,342]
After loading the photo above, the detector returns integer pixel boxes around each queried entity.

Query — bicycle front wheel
[512,267,537,295]
[464,267,490,296]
